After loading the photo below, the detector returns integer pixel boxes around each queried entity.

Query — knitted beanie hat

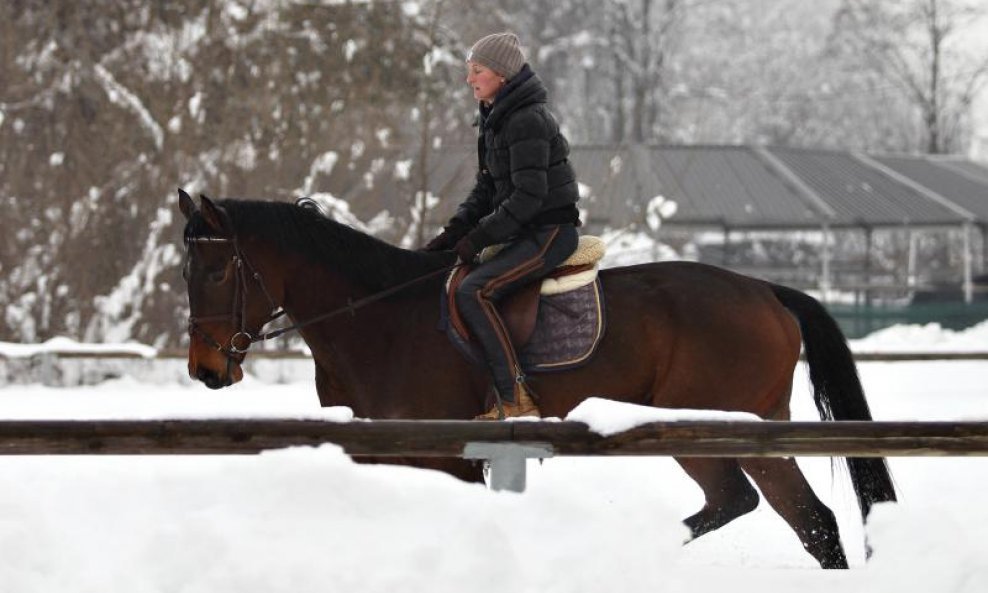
[467,32,525,79]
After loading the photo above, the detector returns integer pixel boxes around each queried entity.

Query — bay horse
[178,190,896,569]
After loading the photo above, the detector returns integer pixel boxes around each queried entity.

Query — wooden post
[863,226,873,307]
[723,226,731,267]
[907,226,917,291]
[981,223,988,275]
[820,225,832,302]
[962,222,973,304]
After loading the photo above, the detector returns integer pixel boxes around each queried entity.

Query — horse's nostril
[197,368,224,390]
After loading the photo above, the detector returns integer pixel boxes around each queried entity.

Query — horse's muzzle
[188,346,245,389]
[195,366,234,389]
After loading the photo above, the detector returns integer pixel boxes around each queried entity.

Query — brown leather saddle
[446,262,596,349]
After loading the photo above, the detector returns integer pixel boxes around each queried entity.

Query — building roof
[873,155,985,222]
[766,148,968,227]
[424,144,988,230]
[641,145,821,228]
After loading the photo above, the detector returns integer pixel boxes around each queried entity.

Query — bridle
[185,236,284,367]
[185,234,460,368]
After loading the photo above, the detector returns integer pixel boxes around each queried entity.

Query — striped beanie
[466,32,525,79]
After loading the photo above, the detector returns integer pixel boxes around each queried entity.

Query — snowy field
[0,325,986,592]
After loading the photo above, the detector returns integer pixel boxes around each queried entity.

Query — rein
[186,235,459,359]
[254,262,458,342]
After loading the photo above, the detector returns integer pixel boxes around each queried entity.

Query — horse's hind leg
[739,458,848,569]
[676,457,760,539]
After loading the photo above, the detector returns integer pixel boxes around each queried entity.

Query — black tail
[770,284,897,521]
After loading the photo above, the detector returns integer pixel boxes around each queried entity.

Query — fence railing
[1,418,985,456]
[5,349,988,362]
[2,419,986,491]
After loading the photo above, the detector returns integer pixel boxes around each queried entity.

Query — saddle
[446,235,606,352]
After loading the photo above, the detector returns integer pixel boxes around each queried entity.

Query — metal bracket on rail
[463,442,554,493]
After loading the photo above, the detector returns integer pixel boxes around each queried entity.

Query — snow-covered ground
[0,325,986,592]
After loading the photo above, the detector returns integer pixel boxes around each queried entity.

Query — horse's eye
[208,267,229,283]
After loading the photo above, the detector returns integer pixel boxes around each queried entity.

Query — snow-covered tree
[0,0,471,345]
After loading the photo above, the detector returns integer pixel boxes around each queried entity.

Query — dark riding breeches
[453,224,579,403]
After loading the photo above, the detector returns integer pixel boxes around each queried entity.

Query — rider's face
[466,61,504,104]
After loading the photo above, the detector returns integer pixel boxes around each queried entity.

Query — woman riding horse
[180,190,897,569]
[423,32,581,420]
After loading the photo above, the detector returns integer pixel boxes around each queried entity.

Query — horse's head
[178,189,283,389]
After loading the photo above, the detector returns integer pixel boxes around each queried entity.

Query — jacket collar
[478,64,545,131]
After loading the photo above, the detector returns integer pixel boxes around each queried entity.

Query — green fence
[826,301,988,339]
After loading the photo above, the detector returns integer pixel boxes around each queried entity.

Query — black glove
[422,222,469,252]
[454,228,492,264]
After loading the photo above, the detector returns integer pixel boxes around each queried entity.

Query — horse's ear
[178,188,198,220]
[199,194,233,236]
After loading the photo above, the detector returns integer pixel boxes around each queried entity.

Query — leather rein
[185,235,458,364]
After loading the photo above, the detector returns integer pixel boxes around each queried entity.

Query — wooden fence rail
[1,419,986,457]
[6,350,988,362]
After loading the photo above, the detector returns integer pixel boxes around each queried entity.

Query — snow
[0,439,683,593]
[375,127,392,147]
[0,326,986,590]
[343,39,359,62]
[225,1,249,22]
[296,192,371,233]
[568,397,761,436]
[364,210,397,236]
[231,138,258,171]
[600,228,680,267]
[0,359,985,590]
[188,92,203,121]
[393,159,413,180]
[298,151,339,195]
[93,64,164,151]
[87,206,182,344]
[645,194,678,231]
[124,15,204,84]
[0,375,351,421]
[0,337,155,359]
[849,319,988,354]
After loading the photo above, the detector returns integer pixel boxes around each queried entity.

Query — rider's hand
[455,227,493,264]
[454,235,480,263]
[422,222,469,251]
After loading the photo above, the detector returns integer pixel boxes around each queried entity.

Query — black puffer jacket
[450,65,581,247]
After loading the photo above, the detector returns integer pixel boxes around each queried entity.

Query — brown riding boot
[475,386,541,420]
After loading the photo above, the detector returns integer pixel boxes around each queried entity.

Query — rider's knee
[454,280,486,310]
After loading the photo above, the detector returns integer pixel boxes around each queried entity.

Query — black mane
[184,199,456,291]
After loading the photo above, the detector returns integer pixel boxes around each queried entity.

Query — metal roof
[420,144,988,230]
[874,155,986,222]
[937,159,988,186]
[651,146,820,227]
[766,148,965,227]
[566,145,822,228]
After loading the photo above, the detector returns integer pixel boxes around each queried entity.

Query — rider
[422,32,581,420]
